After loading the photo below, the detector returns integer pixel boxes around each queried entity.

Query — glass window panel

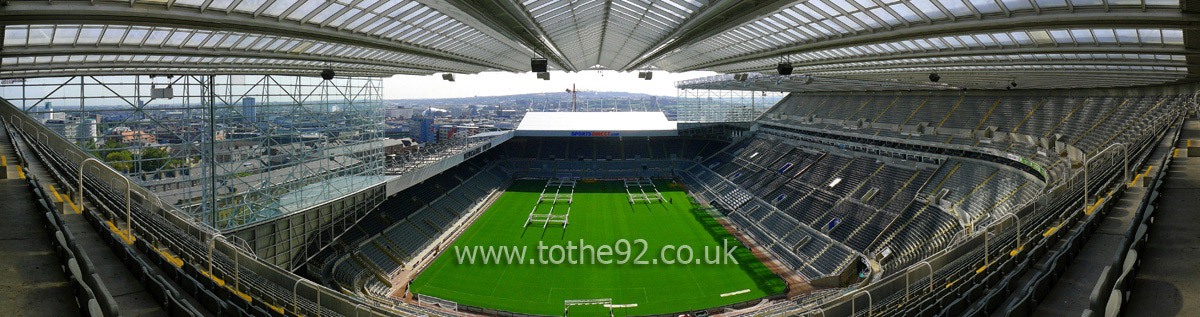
[1092,29,1116,43]
[1070,29,1094,44]
[911,0,948,19]
[1048,30,1072,43]
[98,27,124,45]
[289,0,324,20]
[822,20,847,33]
[144,29,169,46]
[969,0,1003,13]
[809,0,839,15]
[1163,29,1184,45]
[184,31,210,47]
[207,0,234,10]
[53,27,79,45]
[1138,29,1162,44]
[944,36,966,48]
[851,12,881,29]
[888,3,922,22]
[309,3,344,24]
[1000,0,1034,10]
[957,35,979,46]
[837,16,866,31]
[1145,0,1180,5]
[1028,30,1053,44]
[124,28,149,46]
[992,32,1015,45]
[4,27,28,46]
[1034,0,1068,8]
[940,0,974,16]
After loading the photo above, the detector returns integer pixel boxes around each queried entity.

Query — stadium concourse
[4,0,1200,316]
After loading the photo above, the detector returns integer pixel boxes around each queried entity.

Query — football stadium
[2,1,1200,317]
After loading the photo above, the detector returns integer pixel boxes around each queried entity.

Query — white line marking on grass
[720,289,751,297]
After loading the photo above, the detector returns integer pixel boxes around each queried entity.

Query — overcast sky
[381,70,719,99]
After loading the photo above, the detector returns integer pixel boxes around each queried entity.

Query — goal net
[564,298,612,316]
[624,178,665,204]
[525,206,570,228]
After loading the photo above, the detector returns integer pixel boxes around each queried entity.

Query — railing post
[851,290,872,316]
[80,158,132,238]
[294,279,320,317]
[901,260,938,309]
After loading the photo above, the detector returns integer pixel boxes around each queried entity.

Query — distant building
[108,127,156,146]
[416,117,436,144]
[437,124,480,141]
[385,107,413,119]
[80,118,99,143]
[242,97,256,122]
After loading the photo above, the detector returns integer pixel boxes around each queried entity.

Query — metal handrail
[80,158,132,238]
[904,261,934,303]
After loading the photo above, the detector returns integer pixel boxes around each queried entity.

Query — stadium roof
[516,111,677,136]
[1,0,1197,89]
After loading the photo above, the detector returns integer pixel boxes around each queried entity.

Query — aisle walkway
[0,131,80,316]
[1124,118,1200,316]
[3,121,168,316]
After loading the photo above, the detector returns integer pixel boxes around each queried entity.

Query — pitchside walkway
[0,127,79,316]
[1124,118,1200,316]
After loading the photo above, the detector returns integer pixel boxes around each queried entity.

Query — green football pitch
[409,179,788,316]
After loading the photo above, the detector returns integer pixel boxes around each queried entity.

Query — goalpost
[527,178,574,227]
[564,298,612,316]
[624,178,665,204]
[525,206,570,227]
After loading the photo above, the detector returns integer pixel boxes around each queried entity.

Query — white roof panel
[516,112,678,137]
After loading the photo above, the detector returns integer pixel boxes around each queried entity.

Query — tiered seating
[764,93,1182,159]
[323,156,511,290]
[509,136,727,161]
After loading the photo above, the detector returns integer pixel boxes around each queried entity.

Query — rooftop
[515,112,678,137]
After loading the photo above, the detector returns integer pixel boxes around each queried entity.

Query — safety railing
[0,97,419,317]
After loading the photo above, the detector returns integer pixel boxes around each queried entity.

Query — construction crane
[564,84,597,111]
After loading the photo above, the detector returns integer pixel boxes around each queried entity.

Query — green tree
[139,147,171,172]
[104,151,133,172]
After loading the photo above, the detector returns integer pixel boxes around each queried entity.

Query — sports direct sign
[569,131,621,137]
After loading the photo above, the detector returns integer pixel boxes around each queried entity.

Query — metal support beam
[622,0,803,71]
[0,1,524,72]
[442,0,577,72]
[677,10,1200,72]
[719,46,1198,74]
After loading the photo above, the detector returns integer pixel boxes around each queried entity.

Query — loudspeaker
[442,74,455,82]
[928,72,940,83]
[536,72,550,80]
[320,69,335,80]
[531,58,548,73]
[777,63,793,76]
[643,72,652,80]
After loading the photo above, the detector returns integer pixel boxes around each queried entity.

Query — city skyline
[381,70,718,99]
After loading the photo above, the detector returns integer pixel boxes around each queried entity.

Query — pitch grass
[410,179,787,316]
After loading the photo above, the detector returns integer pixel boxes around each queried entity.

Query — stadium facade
[1,0,1199,317]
